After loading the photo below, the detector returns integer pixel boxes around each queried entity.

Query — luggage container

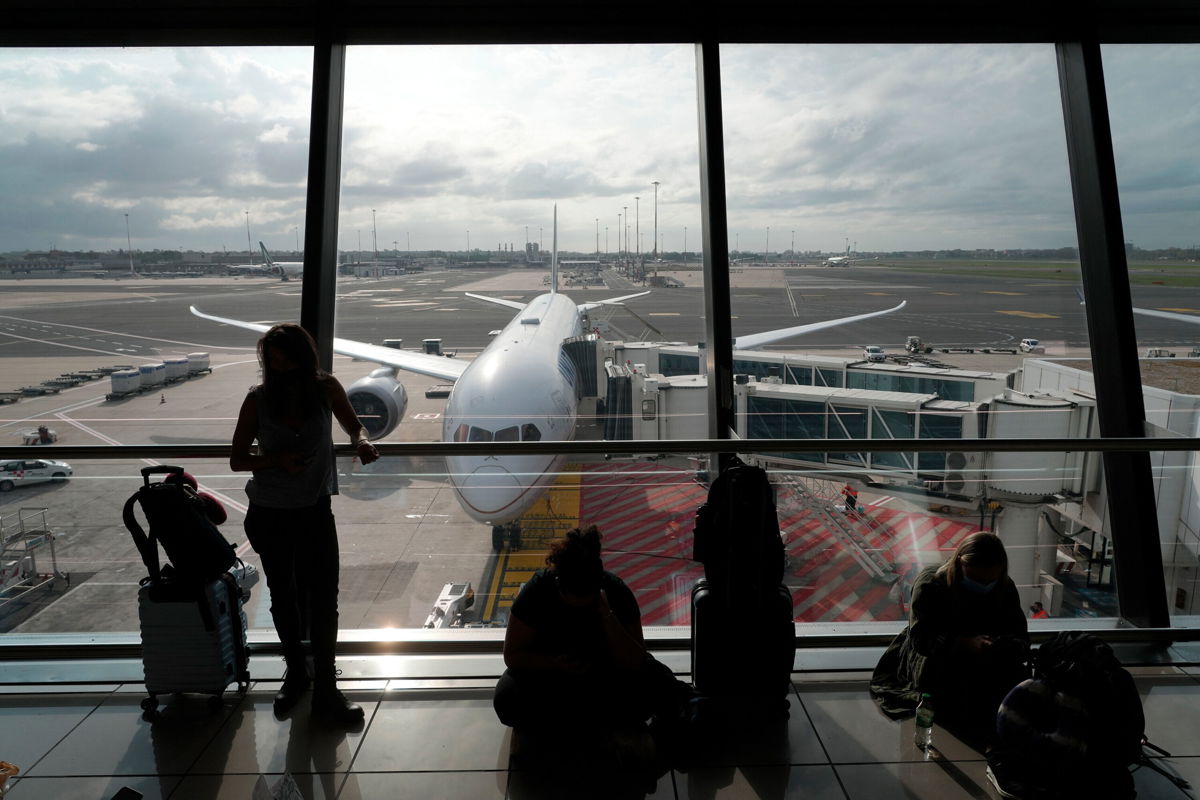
[139,362,165,387]
[162,356,189,382]
[186,352,211,375]
[109,369,142,395]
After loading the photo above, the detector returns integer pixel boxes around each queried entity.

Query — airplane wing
[189,305,468,382]
[733,300,908,350]
[1077,288,1200,325]
[578,291,651,312]
[1132,307,1200,325]
[464,292,527,311]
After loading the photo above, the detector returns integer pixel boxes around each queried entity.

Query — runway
[2,265,1198,635]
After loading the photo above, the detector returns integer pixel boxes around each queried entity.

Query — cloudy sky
[0,43,1194,255]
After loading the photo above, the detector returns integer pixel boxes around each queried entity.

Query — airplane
[258,242,303,281]
[191,207,906,529]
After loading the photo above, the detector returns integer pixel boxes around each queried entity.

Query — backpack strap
[122,490,161,583]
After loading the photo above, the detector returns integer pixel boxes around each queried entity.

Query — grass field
[884,259,1200,287]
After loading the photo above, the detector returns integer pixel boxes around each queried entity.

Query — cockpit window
[468,426,493,443]
[453,424,470,443]
[494,426,520,442]
[521,423,542,442]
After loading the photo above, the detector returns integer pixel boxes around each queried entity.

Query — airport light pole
[684,226,687,268]
[634,195,640,265]
[622,207,627,261]
[595,218,599,262]
[124,213,134,275]
[791,229,795,260]
[371,208,378,263]
[466,229,470,263]
[245,210,253,263]
[295,226,300,253]
[651,181,659,261]
[765,226,770,263]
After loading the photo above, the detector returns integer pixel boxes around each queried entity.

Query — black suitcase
[138,571,250,714]
[690,579,794,701]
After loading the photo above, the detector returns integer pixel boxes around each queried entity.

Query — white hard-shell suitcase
[138,571,251,714]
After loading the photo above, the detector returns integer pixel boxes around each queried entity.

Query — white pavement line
[870,496,896,507]
[0,394,107,432]
[53,411,252,540]
[0,313,252,351]
[0,328,162,361]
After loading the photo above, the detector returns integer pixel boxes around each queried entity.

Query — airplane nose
[460,466,524,516]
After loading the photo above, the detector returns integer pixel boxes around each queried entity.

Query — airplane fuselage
[443,292,582,524]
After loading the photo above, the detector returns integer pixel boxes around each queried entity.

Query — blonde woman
[870,532,1029,744]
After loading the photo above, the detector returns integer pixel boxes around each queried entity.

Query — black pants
[244,496,340,684]
[494,655,684,735]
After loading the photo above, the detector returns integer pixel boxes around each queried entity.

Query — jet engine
[346,367,408,439]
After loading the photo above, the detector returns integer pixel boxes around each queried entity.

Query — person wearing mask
[870,531,1029,744]
[231,323,380,725]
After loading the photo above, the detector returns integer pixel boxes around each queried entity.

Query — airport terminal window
[660,352,700,376]
[917,413,963,473]
[816,369,843,388]
[1104,43,1200,616]
[828,405,868,465]
[872,409,916,470]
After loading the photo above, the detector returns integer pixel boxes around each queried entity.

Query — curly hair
[547,525,603,595]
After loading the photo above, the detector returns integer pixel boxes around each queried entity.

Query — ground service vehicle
[0,459,73,492]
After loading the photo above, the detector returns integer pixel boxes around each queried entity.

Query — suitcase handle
[140,465,185,488]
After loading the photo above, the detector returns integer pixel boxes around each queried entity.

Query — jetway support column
[996,503,1043,608]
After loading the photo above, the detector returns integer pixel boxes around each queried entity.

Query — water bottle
[914,693,934,750]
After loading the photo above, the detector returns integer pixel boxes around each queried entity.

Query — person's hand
[356,439,380,465]
[959,635,993,655]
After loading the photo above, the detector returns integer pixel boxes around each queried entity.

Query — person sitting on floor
[494,525,689,764]
[870,531,1030,746]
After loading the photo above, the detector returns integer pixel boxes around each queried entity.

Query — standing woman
[231,323,379,724]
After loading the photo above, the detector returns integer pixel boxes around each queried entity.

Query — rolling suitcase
[138,571,250,713]
[690,580,794,701]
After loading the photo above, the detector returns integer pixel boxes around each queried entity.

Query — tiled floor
[3,666,1200,799]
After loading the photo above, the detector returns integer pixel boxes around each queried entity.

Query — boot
[273,656,311,716]
[311,684,364,726]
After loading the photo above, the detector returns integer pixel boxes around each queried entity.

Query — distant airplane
[258,242,303,281]
[192,207,906,528]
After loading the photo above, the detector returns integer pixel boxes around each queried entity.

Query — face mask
[961,575,998,594]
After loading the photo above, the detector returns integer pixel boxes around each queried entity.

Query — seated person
[494,525,687,749]
[870,531,1029,744]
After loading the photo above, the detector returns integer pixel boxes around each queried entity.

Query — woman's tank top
[245,385,337,509]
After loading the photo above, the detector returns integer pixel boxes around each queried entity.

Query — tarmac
[2,265,1198,636]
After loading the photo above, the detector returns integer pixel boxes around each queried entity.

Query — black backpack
[123,465,236,585]
[992,632,1189,797]
[693,456,784,601]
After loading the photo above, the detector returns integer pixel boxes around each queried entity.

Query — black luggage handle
[140,465,184,488]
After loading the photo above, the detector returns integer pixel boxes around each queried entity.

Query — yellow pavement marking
[482,466,583,622]
[648,312,680,316]
[996,310,1060,319]
[933,292,958,296]
[1156,308,1200,314]
[864,292,893,296]
[983,291,1026,296]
